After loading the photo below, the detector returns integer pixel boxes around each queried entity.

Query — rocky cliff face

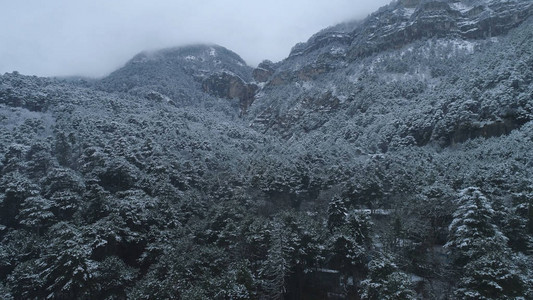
[270,0,532,83]
[201,72,258,114]
[252,60,276,83]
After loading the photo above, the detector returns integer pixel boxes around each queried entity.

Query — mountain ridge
[87,0,532,121]
[276,0,532,80]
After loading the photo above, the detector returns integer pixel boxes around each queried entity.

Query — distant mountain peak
[128,44,247,67]
[98,44,253,105]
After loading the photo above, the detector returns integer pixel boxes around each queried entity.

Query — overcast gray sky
[0,0,391,78]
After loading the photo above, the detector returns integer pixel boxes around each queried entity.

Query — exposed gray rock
[202,72,258,114]
[281,0,532,77]
[253,60,277,82]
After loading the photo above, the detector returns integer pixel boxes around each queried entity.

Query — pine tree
[259,218,292,300]
[37,223,97,299]
[17,196,55,235]
[0,282,14,300]
[328,211,372,274]
[260,239,289,300]
[359,254,416,300]
[445,187,527,298]
[327,196,347,230]
[445,187,507,264]
[454,253,526,299]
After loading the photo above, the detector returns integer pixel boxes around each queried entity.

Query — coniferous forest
[1,0,533,299]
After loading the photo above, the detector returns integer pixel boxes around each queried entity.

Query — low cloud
[0,0,391,77]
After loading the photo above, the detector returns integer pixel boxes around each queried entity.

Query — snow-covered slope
[246,0,533,150]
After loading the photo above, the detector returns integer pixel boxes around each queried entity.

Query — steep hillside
[248,0,533,148]
[1,0,533,299]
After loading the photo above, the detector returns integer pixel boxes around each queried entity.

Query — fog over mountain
[1,0,533,299]
[0,0,389,77]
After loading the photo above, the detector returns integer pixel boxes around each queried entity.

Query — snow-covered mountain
[1,0,533,299]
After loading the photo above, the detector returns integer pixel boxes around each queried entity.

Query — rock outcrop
[202,72,258,114]
[252,60,276,83]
